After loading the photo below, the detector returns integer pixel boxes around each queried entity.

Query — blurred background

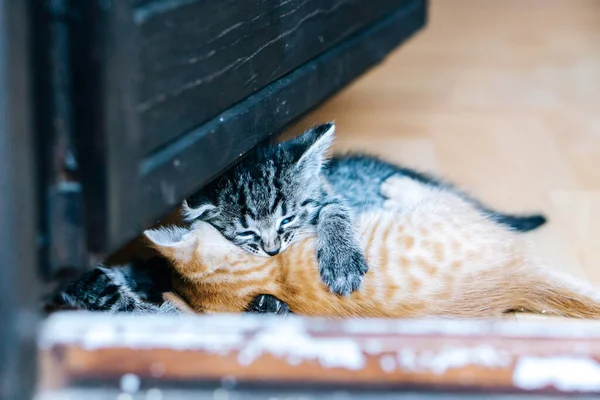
[288,0,600,320]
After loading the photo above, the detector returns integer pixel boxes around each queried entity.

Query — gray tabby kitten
[185,123,368,295]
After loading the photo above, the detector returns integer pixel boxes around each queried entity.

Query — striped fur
[147,176,600,319]
[46,123,547,315]
[183,122,545,298]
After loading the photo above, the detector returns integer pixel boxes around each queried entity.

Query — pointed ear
[144,226,196,263]
[291,122,336,176]
[181,199,218,222]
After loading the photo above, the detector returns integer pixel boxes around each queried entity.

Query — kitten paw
[45,267,147,313]
[318,246,368,296]
[246,294,291,316]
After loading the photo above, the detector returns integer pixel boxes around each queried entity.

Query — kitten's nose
[262,241,281,256]
[261,236,281,256]
[265,248,280,256]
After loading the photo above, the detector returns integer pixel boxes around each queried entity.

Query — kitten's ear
[291,122,335,176]
[144,226,196,263]
[181,199,218,222]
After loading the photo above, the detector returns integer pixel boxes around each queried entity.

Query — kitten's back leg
[518,267,600,319]
[446,260,600,319]
[380,174,546,232]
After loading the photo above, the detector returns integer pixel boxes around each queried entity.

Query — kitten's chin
[253,252,271,258]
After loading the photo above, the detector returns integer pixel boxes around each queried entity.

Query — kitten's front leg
[246,294,291,316]
[316,198,368,296]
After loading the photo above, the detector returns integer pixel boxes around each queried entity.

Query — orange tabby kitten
[145,176,600,319]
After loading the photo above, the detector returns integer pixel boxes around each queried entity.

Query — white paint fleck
[117,394,133,400]
[219,117,224,122]
[379,355,396,373]
[397,346,510,374]
[513,356,600,392]
[120,373,140,393]
[364,339,383,355]
[236,324,365,370]
[146,388,163,400]
[341,318,600,340]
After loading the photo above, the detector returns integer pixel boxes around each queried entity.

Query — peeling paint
[513,356,600,392]
[397,346,511,374]
[379,355,397,373]
[364,338,383,355]
[40,313,364,370]
[236,324,365,370]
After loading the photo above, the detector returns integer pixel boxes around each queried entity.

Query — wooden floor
[288,0,600,321]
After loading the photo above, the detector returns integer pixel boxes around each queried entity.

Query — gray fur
[44,258,175,314]
[186,123,368,295]
[324,154,546,232]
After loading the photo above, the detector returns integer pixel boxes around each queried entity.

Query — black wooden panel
[0,1,43,399]
[139,0,426,225]
[31,0,88,276]
[70,1,142,254]
[135,0,415,154]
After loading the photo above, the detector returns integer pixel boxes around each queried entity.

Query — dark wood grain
[39,314,600,395]
[31,0,88,277]
[135,0,416,154]
[138,0,426,225]
[0,2,43,399]
[69,1,142,254]
[58,0,425,258]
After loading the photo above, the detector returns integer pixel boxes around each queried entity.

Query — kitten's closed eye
[237,230,258,240]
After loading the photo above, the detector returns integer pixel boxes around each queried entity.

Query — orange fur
[145,176,600,319]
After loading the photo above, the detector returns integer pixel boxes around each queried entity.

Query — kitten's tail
[486,212,547,233]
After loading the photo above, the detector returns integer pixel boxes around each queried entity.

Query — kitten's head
[183,122,335,257]
[144,223,242,278]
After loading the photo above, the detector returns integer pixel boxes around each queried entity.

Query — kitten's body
[325,155,545,231]
[147,177,600,319]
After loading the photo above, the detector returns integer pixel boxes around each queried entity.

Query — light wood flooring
[287,0,600,321]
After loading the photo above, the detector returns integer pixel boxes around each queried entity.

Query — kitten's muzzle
[261,238,281,256]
